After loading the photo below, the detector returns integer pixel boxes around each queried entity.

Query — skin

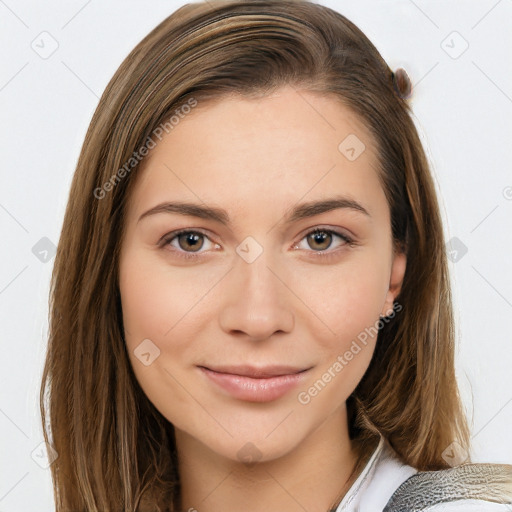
[118,85,406,512]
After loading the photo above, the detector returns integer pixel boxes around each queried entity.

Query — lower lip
[199,367,308,402]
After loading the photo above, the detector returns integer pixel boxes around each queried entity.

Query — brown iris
[307,230,332,251]
[177,232,204,252]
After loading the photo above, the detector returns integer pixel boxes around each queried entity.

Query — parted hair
[40,1,473,510]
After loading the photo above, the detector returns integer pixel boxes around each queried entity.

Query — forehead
[125,86,385,227]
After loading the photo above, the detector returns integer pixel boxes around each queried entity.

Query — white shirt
[335,436,512,512]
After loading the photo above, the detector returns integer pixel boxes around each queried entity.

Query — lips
[201,364,308,378]
[198,364,311,402]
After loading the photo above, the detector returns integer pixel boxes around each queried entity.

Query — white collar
[335,436,417,512]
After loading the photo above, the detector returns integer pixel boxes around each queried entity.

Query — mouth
[198,364,312,402]
[201,364,310,378]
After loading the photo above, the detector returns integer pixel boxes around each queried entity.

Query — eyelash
[160,227,355,262]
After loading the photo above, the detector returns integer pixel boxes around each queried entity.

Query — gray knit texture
[383,463,512,512]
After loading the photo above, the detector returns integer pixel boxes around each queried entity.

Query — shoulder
[383,460,512,512]
[335,436,512,512]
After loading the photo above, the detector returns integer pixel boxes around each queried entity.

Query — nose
[218,248,294,341]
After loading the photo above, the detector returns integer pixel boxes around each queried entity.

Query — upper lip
[200,364,310,378]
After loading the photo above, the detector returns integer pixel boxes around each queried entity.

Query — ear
[381,251,407,317]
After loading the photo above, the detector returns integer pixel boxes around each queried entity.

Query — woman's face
[119,85,406,464]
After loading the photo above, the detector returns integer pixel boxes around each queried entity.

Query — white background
[1,0,511,510]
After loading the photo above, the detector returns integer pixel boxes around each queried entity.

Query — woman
[40,1,512,511]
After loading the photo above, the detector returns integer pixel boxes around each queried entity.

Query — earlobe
[381,251,407,317]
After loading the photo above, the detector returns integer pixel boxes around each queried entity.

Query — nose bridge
[235,234,282,295]
[218,238,294,338]
[241,251,279,300]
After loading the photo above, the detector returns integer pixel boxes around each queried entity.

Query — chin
[174,411,312,467]
[210,431,304,466]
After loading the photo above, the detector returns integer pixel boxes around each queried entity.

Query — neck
[175,406,360,512]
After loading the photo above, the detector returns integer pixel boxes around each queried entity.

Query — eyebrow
[137,195,370,225]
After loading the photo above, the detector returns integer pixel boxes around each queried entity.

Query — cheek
[119,250,225,413]
[119,252,214,427]
[294,252,389,345]
[119,250,216,343]
[291,253,389,404]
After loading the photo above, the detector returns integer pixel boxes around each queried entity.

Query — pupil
[180,233,203,252]
[310,231,330,250]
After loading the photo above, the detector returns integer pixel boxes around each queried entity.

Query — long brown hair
[41,1,473,510]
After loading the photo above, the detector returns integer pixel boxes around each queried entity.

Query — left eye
[294,228,353,253]
[161,228,353,259]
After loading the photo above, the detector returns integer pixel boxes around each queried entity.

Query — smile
[198,365,311,402]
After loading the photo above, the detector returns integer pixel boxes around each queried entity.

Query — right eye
[161,229,220,260]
